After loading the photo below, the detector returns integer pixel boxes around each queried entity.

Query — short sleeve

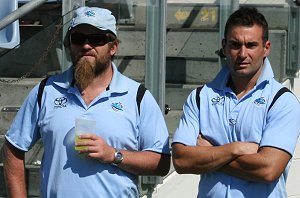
[137,90,170,155]
[260,92,300,156]
[172,88,200,146]
[5,84,41,151]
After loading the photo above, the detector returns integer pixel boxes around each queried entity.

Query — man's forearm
[76,134,171,176]
[172,137,260,175]
[3,141,27,198]
[172,143,243,174]
[221,153,266,182]
[220,147,291,182]
[118,150,170,176]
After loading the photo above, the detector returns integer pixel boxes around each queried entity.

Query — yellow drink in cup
[75,134,89,151]
[75,118,96,151]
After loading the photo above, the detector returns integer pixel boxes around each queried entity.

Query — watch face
[114,150,123,165]
[116,152,122,160]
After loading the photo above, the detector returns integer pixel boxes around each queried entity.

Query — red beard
[74,58,95,90]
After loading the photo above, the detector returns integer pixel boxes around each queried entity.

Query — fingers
[75,135,108,158]
[76,144,92,154]
[76,144,102,158]
[75,134,100,154]
[76,143,114,164]
[232,142,259,156]
[197,134,213,147]
[74,134,115,163]
[78,133,99,140]
[75,134,103,148]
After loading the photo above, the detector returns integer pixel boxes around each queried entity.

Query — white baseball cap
[68,6,117,36]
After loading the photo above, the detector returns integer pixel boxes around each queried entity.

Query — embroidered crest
[211,96,225,105]
[254,97,266,107]
[111,102,123,112]
[54,97,67,108]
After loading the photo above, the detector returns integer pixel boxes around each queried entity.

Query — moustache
[79,52,97,57]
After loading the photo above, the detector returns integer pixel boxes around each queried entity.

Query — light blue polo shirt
[6,63,170,198]
[172,58,300,198]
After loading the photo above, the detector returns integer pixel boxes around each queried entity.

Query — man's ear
[110,41,118,56]
[221,39,226,56]
[263,40,271,57]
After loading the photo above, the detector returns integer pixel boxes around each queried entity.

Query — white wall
[285,72,300,198]
[142,172,199,198]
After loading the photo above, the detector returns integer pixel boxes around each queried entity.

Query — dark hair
[224,7,269,44]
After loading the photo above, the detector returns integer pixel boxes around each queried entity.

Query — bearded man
[4,7,170,198]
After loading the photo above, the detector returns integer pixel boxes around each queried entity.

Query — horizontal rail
[0,0,48,31]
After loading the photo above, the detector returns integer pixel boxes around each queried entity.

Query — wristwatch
[112,149,123,166]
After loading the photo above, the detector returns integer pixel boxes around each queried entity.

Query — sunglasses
[70,33,112,46]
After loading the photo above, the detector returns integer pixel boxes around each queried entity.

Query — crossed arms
[172,135,291,182]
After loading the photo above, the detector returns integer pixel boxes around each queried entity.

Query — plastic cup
[74,118,96,151]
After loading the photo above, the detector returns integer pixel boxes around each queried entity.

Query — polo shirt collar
[52,66,74,89]
[52,62,128,94]
[209,57,274,90]
[256,57,274,85]
[209,65,230,90]
[108,62,128,93]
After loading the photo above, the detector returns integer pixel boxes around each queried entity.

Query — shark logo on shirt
[254,97,266,107]
[111,102,123,112]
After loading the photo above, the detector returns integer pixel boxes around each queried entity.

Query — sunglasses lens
[70,33,86,45]
[88,34,108,45]
[70,33,109,46]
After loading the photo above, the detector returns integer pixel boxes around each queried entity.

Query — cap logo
[85,10,95,17]
[68,7,117,36]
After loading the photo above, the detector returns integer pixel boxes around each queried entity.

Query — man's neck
[229,62,264,99]
[229,77,256,100]
[79,65,113,105]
